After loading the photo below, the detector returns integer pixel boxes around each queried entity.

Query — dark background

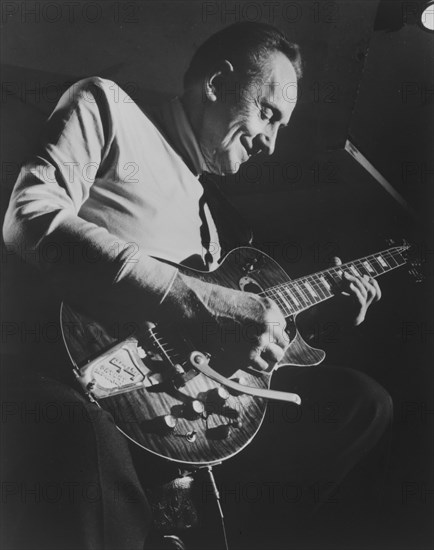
[1,1,433,549]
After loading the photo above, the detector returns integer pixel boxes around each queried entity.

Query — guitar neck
[262,246,409,317]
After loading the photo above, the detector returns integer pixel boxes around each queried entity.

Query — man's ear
[204,59,234,102]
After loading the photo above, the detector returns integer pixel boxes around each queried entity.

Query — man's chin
[218,161,243,176]
[208,154,244,176]
[222,167,240,176]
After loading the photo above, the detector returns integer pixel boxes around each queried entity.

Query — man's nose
[257,128,278,156]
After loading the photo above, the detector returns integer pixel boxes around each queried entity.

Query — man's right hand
[161,271,289,372]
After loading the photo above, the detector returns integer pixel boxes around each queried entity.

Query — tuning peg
[409,263,425,283]
[401,238,411,250]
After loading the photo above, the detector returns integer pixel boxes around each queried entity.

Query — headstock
[386,238,425,283]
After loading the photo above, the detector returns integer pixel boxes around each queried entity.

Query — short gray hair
[184,21,303,90]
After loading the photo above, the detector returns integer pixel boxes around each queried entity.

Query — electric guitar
[61,245,410,465]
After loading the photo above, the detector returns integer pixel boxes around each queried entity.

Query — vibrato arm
[189,351,301,405]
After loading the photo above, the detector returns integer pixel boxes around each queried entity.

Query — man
[2,22,391,550]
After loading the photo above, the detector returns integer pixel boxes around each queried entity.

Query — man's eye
[260,108,273,121]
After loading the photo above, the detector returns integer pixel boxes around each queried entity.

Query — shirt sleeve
[2,77,178,326]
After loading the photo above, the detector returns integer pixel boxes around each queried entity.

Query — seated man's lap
[214,365,393,547]
[2,373,151,550]
[1,365,393,549]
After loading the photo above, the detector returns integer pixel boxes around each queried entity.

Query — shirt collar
[158,97,208,176]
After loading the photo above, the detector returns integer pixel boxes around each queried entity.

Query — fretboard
[262,246,408,316]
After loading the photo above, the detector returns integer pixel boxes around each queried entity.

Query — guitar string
[299,251,405,299]
[266,262,400,316]
[269,259,408,317]
[262,247,406,298]
[150,251,408,346]
[147,249,408,350]
[263,248,406,298]
[262,249,408,316]
[261,249,407,304]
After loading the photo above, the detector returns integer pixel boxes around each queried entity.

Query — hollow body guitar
[61,245,408,465]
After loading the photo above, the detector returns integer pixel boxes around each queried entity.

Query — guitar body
[60,247,326,465]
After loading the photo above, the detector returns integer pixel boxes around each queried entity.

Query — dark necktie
[198,175,215,268]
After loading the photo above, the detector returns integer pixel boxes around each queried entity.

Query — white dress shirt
[3,77,221,323]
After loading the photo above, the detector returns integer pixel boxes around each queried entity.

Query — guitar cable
[207,466,230,550]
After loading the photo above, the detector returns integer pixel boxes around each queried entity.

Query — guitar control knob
[222,406,240,420]
[156,414,178,434]
[183,400,205,420]
[206,387,230,414]
[141,414,177,434]
[207,387,230,403]
[206,424,231,440]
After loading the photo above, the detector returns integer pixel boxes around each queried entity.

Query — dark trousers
[1,365,392,550]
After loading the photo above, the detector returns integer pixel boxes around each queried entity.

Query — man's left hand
[332,256,382,326]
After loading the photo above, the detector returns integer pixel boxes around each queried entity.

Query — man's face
[199,50,298,175]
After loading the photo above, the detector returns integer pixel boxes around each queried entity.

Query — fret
[265,287,296,316]
[327,268,343,285]
[365,257,383,274]
[321,271,336,291]
[276,290,293,314]
[269,289,286,312]
[354,261,369,276]
[286,288,300,307]
[261,246,408,316]
[362,260,376,274]
[348,264,362,277]
[392,251,406,266]
[319,275,332,292]
[265,286,300,315]
[302,280,319,300]
[383,252,398,267]
[290,283,311,308]
[310,275,329,299]
[299,282,317,306]
[376,255,389,269]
